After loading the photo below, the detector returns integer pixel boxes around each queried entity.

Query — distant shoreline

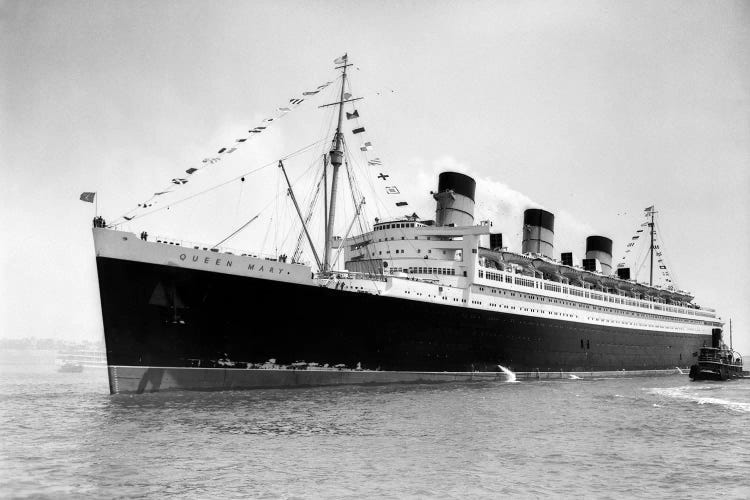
[0,337,105,352]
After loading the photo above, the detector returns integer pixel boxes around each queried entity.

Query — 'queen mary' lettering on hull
[93,229,313,286]
[181,254,234,267]
[178,253,285,274]
[180,253,286,275]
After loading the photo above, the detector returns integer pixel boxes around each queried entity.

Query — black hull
[96,256,708,393]
[689,363,744,381]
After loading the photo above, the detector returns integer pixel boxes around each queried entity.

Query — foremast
[321,53,363,273]
[283,53,363,275]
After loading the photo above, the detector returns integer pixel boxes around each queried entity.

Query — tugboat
[689,327,744,381]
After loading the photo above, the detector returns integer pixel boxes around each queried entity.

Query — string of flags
[113,74,338,223]
[344,99,410,210]
[617,206,675,286]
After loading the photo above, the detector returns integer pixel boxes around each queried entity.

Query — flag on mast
[80,192,96,203]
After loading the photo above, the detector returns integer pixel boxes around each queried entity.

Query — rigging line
[261,215,273,255]
[345,163,378,272]
[342,143,375,242]
[278,193,295,253]
[341,142,419,269]
[635,249,652,287]
[109,138,327,225]
[318,76,341,137]
[630,219,651,282]
[362,155,388,219]
[213,167,307,253]
[286,108,338,262]
[281,162,320,253]
[345,144,413,251]
[343,140,376,215]
[234,175,245,224]
[330,197,366,269]
[341,75,398,223]
[295,82,338,260]
[292,166,324,262]
[212,214,260,249]
[341,139,371,218]
[275,157,325,261]
[287,110,336,260]
[654,218,679,287]
[347,158,373,240]
[343,161,369,251]
[342,149,362,213]
[278,161,309,255]
[116,76,341,222]
[299,154,327,214]
[273,164,281,255]
[347,92,383,214]
[262,170,282,256]
[364,148,401,221]
[287,135,330,243]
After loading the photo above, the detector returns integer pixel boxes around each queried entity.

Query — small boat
[58,361,84,373]
[55,348,107,369]
[689,328,743,381]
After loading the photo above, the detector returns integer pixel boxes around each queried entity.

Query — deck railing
[477,264,713,320]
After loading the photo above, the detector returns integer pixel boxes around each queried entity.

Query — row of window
[468,293,698,332]
[379,249,433,255]
[478,269,703,319]
[374,222,421,230]
[583,315,693,332]
[391,267,457,276]
[474,286,702,329]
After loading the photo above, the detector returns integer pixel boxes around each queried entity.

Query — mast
[730,318,733,350]
[649,207,655,286]
[317,54,363,272]
[324,54,349,272]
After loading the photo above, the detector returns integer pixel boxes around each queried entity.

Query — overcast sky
[2,0,749,354]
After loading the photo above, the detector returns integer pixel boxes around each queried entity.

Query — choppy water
[1,349,749,499]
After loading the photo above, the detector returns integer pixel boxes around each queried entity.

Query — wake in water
[497,365,517,383]
[648,385,750,413]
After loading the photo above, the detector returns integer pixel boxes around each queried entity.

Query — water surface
[1,349,749,498]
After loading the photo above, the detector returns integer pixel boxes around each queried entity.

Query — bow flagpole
[80,191,98,221]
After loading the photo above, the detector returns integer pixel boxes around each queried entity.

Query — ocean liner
[91,55,722,394]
